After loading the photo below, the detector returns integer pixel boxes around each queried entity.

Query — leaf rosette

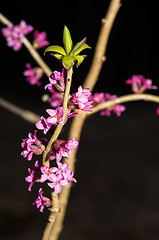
[44,26,91,69]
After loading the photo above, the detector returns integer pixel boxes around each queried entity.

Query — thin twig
[0,12,52,77]
[0,97,40,123]
[89,93,159,115]
[48,1,122,240]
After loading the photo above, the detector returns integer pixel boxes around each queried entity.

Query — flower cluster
[126,75,157,94]
[90,92,126,117]
[22,134,78,211]
[1,21,33,51]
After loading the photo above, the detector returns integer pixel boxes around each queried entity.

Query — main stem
[42,67,73,240]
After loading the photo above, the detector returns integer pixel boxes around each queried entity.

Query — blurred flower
[33,30,49,49]
[126,75,157,93]
[1,20,33,51]
[23,63,43,86]
[100,93,125,117]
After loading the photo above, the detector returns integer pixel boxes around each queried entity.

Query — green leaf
[44,45,66,56]
[73,41,91,56]
[74,55,85,67]
[63,26,73,54]
[51,53,64,60]
[62,55,74,69]
[71,38,86,55]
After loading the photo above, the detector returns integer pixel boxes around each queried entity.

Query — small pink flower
[6,36,23,51]
[21,130,45,160]
[48,91,64,108]
[23,63,43,86]
[46,107,77,126]
[1,24,15,38]
[90,92,105,107]
[126,75,157,93]
[33,30,49,49]
[45,69,66,92]
[25,160,41,191]
[33,188,51,212]
[36,116,52,134]
[100,93,125,117]
[69,86,93,112]
[40,165,57,182]
[14,20,33,36]
[47,162,76,194]
[49,137,79,162]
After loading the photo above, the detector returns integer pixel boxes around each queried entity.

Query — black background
[0,1,159,240]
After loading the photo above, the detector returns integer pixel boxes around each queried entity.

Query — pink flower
[126,75,157,93]
[6,36,23,51]
[21,130,45,160]
[45,69,66,93]
[46,107,77,126]
[1,24,15,38]
[25,160,41,191]
[47,91,64,108]
[33,188,51,212]
[69,86,93,112]
[47,162,76,194]
[40,165,57,182]
[100,93,125,117]
[49,137,79,162]
[14,20,33,36]
[23,63,43,86]
[90,92,105,107]
[36,116,52,134]
[33,30,49,49]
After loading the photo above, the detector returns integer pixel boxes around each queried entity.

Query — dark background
[0,0,159,239]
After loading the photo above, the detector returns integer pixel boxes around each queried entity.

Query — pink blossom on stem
[40,165,57,182]
[6,36,23,51]
[1,24,15,38]
[100,93,125,117]
[49,137,79,162]
[33,188,51,212]
[14,20,33,36]
[23,63,43,86]
[33,30,49,49]
[69,86,94,112]
[46,107,77,126]
[47,162,76,194]
[90,92,105,107]
[47,90,64,108]
[21,130,45,160]
[1,20,33,51]
[36,116,52,134]
[126,75,157,93]
[25,160,41,191]
[45,69,66,93]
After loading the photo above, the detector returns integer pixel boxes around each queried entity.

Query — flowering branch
[0,12,52,77]
[89,93,159,115]
[47,0,122,239]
